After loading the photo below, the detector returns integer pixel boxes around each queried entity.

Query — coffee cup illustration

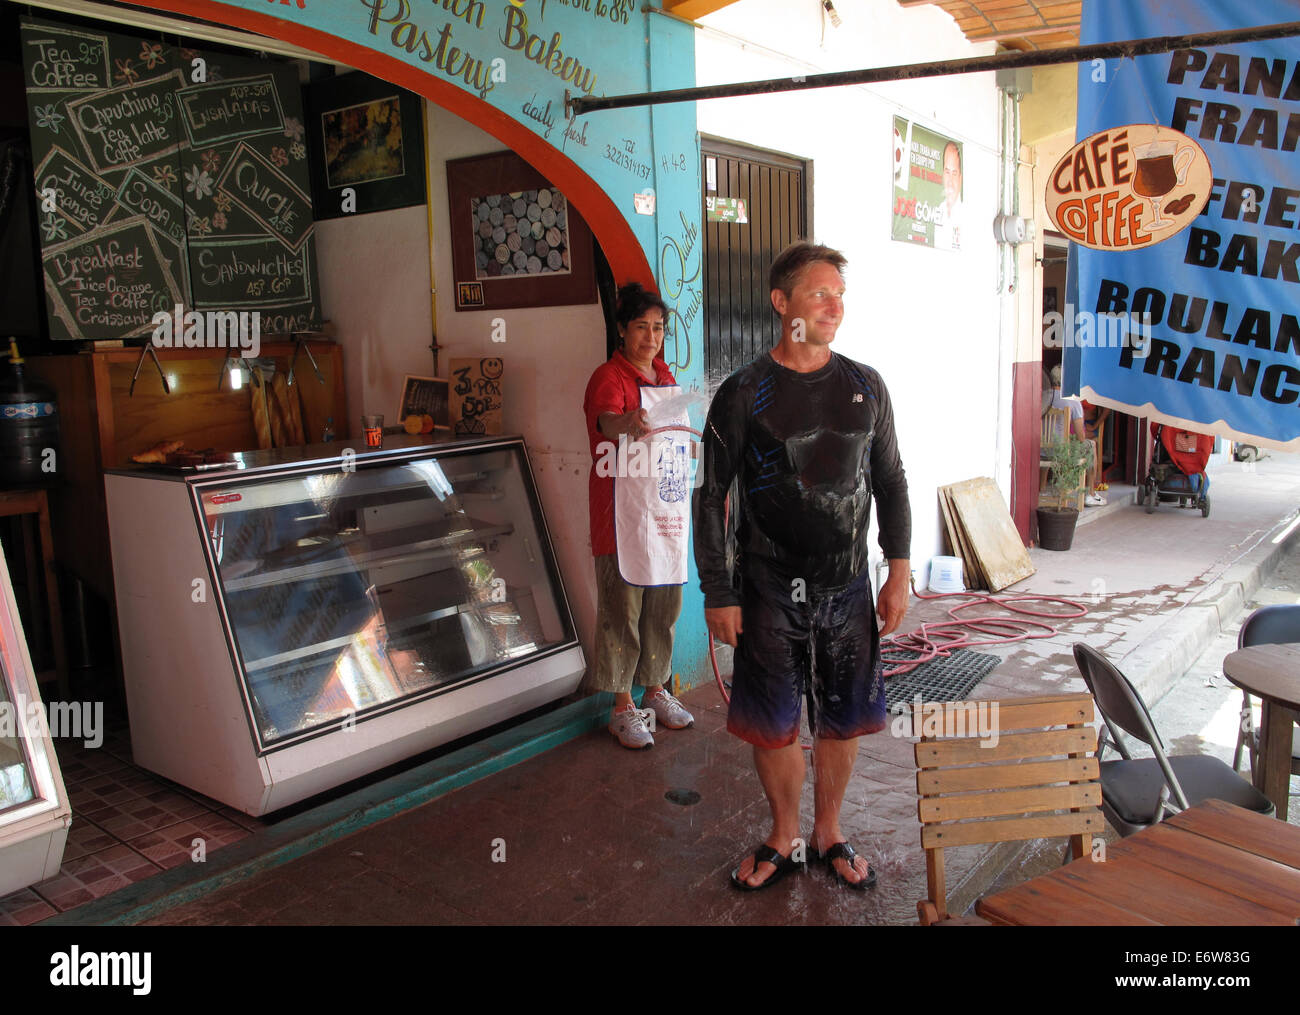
[1132,140,1195,233]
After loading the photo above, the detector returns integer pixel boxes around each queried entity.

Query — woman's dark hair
[615,282,669,330]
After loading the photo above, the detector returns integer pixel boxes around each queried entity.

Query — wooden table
[975,799,1300,925]
[1223,643,1300,821]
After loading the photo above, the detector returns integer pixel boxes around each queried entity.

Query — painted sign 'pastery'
[1046,124,1212,251]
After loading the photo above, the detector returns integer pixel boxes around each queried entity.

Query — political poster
[1066,0,1300,448]
[892,116,965,250]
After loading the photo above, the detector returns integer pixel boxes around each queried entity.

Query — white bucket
[929,555,964,593]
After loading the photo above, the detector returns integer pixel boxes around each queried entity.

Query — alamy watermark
[1043,305,1152,353]
[151,304,260,359]
[890,694,1000,747]
[0,692,103,749]
[50,947,150,995]
[594,435,699,494]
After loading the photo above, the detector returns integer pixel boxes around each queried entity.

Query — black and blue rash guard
[693,352,911,608]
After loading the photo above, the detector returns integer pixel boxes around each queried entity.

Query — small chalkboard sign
[398,375,450,431]
[449,358,504,437]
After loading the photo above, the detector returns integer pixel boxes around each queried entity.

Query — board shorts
[726,557,887,749]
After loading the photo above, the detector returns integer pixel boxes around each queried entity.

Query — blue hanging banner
[1066,0,1300,448]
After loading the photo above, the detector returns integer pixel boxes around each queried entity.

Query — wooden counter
[30,341,347,609]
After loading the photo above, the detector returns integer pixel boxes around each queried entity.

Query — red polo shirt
[583,350,677,557]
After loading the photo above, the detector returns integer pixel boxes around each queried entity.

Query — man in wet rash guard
[693,241,911,892]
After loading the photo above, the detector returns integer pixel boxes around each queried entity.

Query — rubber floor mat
[882,648,1000,710]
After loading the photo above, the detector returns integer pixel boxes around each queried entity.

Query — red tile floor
[0,714,263,926]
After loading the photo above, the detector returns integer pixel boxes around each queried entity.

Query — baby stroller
[1143,422,1212,517]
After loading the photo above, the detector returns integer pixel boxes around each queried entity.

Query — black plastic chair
[1072,643,1275,837]
[1232,604,1300,779]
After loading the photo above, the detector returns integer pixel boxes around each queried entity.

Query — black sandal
[729,844,804,891]
[813,841,877,890]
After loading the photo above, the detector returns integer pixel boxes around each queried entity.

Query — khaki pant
[587,553,682,694]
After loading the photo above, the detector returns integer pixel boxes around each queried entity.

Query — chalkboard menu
[20,17,321,340]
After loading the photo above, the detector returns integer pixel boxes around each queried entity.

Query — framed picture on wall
[304,71,427,220]
[445,150,597,311]
[398,375,450,431]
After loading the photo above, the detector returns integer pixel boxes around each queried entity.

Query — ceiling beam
[967,23,1081,42]
[662,0,742,21]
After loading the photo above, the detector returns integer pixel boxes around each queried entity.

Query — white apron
[614,383,691,586]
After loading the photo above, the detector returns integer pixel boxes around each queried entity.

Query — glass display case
[105,435,584,815]
[0,542,71,897]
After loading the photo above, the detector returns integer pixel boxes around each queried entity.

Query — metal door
[701,137,810,392]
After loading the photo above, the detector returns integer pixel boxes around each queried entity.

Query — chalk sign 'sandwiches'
[1046,124,1213,252]
[190,236,313,310]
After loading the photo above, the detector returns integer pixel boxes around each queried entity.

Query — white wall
[316,102,609,653]
[424,104,608,649]
[697,0,1007,582]
[316,205,434,432]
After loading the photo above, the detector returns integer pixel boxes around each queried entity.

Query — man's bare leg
[811,736,871,884]
[735,741,805,887]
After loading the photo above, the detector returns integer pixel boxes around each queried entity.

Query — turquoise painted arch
[123,0,655,287]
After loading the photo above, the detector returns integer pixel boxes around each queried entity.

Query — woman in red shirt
[582,283,694,750]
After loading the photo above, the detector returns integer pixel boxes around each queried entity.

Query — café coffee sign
[1046,124,1212,251]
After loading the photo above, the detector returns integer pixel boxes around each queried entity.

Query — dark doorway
[701,136,810,392]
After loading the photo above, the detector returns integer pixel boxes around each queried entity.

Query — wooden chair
[1039,408,1085,510]
[1041,406,1070,447]
[914,692,1104,925]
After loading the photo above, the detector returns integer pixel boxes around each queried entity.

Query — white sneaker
[608,706,655,750]
[1086,493,1106,506]
[643,688,694,729]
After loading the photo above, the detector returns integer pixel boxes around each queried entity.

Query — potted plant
[1037,435,1090,550]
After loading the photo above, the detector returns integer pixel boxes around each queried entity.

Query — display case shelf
[218,519,515,592]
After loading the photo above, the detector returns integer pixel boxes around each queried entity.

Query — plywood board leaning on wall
[937,485,985,591]
[944,478,1036,593]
